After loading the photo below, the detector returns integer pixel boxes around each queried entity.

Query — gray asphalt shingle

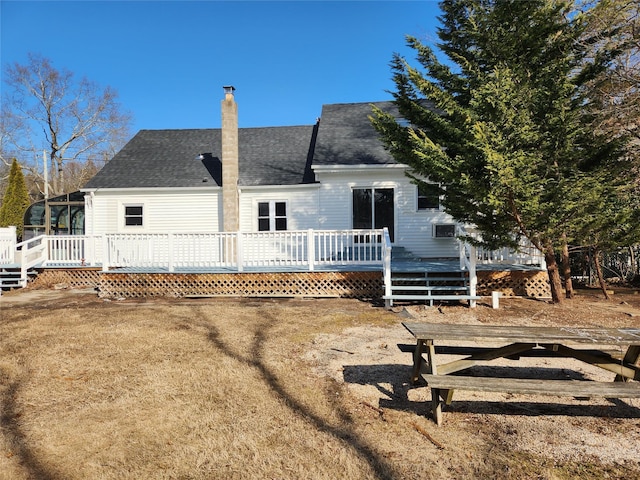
[82,101,397,190]
[312,101,399,166]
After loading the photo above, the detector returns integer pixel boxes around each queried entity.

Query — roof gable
[312,101,400,167]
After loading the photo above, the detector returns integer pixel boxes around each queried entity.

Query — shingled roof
[83,101,398,190]
[84,126,316,189]
[312,101,399,166]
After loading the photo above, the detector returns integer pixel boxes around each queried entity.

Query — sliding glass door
[352,188,394,242]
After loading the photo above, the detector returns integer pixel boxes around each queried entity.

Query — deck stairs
[384,247,481,307]
[0,265,37,293]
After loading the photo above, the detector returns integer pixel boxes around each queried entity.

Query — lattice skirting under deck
[477,270,551,298]
[97,271,384,299]
[27,268,550,300]
[31,268,102,289]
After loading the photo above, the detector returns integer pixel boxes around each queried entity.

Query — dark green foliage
[371,0,634,254]
[0,159,31,240]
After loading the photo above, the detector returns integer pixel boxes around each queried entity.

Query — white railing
[15,236,48,287]
[103,232,237,271]
[100,229,387,272]
[46,235,101,266]
[313,229,385,265]
[476,244,546,267]
[0,226,16,264]
[458,226,545,267]
[382,229,393,301]
[2,230,388,274]
[457,233,478,308]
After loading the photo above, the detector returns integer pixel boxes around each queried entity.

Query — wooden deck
[19,258,551,301]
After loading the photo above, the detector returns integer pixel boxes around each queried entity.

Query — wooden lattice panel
[30,267,550,299]
[98,271,384,299]
[477,270,550,297]
[31,268,101,289]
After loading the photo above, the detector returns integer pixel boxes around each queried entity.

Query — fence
[0,227,16,264]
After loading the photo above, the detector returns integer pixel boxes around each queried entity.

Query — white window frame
[433,224,456,238]
[257,200,288,232]
[123,204,144,228]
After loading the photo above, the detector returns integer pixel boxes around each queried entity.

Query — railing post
[236,232,243,272]
[87,235,95,266]
[382,228,392,308]
[308,229,315,271]
[168,233,175,272]
[469,244,477,308]
[102,235,109,272]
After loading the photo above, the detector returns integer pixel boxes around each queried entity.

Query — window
[258,201,287,231]
[352,188,394,242]
[418,183,440,210]
[124,205,143,226]
[434,224,456,238]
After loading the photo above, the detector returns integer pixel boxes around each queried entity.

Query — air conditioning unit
[434,224,456,238]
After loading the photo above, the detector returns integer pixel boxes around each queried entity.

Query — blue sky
[1,0,443,134]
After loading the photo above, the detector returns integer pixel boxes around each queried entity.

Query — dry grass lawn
[1,287,640,479]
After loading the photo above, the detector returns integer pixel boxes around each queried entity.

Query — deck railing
[476,244,546,267]
[14,236,48,287]
[457,228,478,307]
[0,227,16,264]
[100,229,388,272]
[2,227,543,294]
[458,226,545,267]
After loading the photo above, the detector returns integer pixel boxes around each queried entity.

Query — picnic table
[402,322,640,426]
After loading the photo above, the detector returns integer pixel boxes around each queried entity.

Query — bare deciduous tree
[578,0,640,148]
[1,53,132,197]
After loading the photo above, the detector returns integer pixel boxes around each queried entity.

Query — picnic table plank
[402,322,640,425]
[403,322,640,346]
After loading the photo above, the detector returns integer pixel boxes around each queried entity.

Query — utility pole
[44,151,50,235]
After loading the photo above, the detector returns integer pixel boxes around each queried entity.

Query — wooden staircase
[383,247,481,307]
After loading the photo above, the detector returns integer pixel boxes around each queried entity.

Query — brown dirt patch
[1,286,640,479]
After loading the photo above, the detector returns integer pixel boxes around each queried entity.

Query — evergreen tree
[0,159,31,240]
[371,0,632,303]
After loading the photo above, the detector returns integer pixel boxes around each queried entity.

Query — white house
[2,87,547,303]
[81,87,459,259]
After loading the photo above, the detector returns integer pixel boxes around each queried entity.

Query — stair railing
[382,228,393,306]
[15,235,48,287]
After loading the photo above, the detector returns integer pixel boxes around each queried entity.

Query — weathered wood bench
[396,343,624,359]
[423,374,640,426]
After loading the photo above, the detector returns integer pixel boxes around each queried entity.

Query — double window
[124,205,143,227]
[258,201,287,231]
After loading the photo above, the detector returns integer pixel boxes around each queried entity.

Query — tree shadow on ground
[188,306,399,480]
[0,375,65,480]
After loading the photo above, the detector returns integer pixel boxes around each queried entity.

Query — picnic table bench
[402,322,640,426]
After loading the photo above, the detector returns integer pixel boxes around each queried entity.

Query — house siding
[86,189,221,235]
[238,186,321,232]
[315,167,459,258]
